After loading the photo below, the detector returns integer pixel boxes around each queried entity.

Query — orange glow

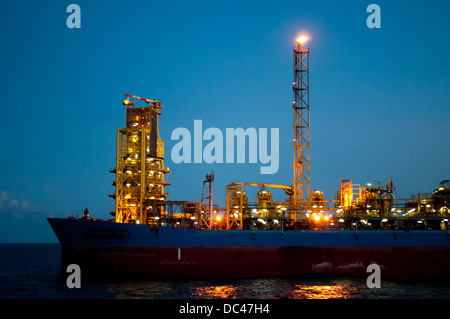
[296,36,308,44]
[293,284,358,299]
[216,215,222,222]
[340,180,354,209]
[194,285,237,298]
[313,215,320,222]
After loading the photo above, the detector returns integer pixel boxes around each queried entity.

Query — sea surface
[1,243,450,299]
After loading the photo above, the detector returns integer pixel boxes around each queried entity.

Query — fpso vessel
[48,93,450,279]
[48,217,450,279]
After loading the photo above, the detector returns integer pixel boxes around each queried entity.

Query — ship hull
[48,218,450,279]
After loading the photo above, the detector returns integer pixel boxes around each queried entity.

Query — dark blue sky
[0,0,449,242]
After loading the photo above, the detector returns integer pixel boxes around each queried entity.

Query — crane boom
[124,93,161,106]
[229,182,293,195]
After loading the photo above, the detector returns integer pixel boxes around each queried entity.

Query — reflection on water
[194,285,238,299]
[293,284,359,299]
[99,276,450,299]
[108,281,174,299]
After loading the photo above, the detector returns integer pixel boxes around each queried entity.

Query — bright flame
[296,36,308,44]
[314,215,320,222]
[216,215,222,222]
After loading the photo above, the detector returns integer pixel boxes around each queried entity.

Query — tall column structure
[112,94,170,226]
[293,37,310,219]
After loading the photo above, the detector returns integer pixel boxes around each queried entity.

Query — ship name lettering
[85,230,129,238]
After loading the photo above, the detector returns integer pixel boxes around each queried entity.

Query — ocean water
[1,243,450,300]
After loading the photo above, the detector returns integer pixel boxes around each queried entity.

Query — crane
[124,93,158,104]
[228,182,293,196]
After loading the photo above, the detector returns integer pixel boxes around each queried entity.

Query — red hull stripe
[62,246,450,279]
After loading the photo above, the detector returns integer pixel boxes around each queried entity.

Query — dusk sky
[0,0,449,242]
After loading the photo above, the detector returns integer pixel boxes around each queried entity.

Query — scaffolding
[111,94,170,226]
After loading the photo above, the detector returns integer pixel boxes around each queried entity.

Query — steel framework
[293,41,310,218]
[112,94,170,226]
[225,182,293,229]
[226,184,246,229]
[200,171,215,229]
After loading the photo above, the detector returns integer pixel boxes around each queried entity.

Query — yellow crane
[228,182,293,195]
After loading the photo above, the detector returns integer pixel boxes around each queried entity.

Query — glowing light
[314,215,320,222]
[194,285,237,298]
[216,215,222,222]
[296,36,308,44]
[293,284,358,299]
